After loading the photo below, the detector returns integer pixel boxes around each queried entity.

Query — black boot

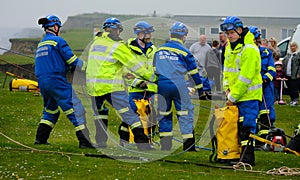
[240,144,255,166]
[160,136,173,150]
[118,122,130,147]
[34,123,52,145]
[76,128,95,149]
[183,137,197,152]
[94,119,108,148]
[132,126,154,151]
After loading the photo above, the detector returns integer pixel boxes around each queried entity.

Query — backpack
[210,106,241,163]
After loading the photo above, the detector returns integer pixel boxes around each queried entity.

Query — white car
[277,24,300,60]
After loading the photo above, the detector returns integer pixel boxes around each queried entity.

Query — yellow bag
[9,78,39,92]
[215,106,241,160]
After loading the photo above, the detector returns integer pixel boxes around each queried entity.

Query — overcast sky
[1,0,300,29]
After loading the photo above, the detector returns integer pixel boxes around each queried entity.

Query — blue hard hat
[38,15,62,28]
[220,16,243,31]
[102,17,123,32]
[133,21,154,34]
[248,26,261,39]
[169,22,188,36]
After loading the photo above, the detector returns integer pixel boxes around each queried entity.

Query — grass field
[0,71,300,179]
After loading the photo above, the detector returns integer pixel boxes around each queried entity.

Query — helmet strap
[45,26,60,36]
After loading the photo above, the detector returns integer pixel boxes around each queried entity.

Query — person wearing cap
[220,16,262,165]
[121,21,158,145]
[34,15,94,148]
[249,26,276,149]
[269,37,280,60]
[153,22,203,151]
[85,17,157,151]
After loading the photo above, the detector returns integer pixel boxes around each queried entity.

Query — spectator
[273,61,287,104]
[205,40,222,92]
[282,41,300,106]
[260,38,269,48]
[218,31,228,69]
[189,34,211,75]
[221,16,262,165]
[269,37,281,60]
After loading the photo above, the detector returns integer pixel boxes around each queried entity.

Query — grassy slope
[0,72,299,179]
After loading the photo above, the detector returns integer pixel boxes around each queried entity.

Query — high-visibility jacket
[86,32,157,96]
[223,30,263,102]
[126,38,157,93]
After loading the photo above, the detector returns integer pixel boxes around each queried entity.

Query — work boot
[118,122,130,147]
[183,137,197,152]
[34,123,52,145]
[240,145,255,166]
[94,119,108,148]
[76,128,95,149]
[132,126,154,151]
[160,136,173,151]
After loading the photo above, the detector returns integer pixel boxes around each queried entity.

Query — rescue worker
[154,22,203,151]
[85,17,157,151]
[220,16,262,165]
[121,21,157,145]
[248,26,276,149]
[34,15,94,148]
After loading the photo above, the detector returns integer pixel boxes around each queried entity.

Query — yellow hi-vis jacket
[86,32,157,96]
[223,30,262,102]
[125,38,157,93]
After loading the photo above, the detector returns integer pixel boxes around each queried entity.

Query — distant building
[172,15,300,47]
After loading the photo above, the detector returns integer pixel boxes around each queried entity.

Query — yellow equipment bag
[9,78,39,92]
[214,105,241,161]
[129,99,152,143]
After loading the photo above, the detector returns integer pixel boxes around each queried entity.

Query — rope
[266,166,300,176]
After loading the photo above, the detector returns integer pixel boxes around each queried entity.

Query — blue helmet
[38,15,62,28]
[248,26,261,39]
[102,17,123,32]
[133,21,155,34]
[220,16,243,31]
[169,22,188,36]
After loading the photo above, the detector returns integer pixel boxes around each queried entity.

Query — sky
[1,0,300,29]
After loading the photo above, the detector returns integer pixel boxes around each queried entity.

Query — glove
[137,81,148,89]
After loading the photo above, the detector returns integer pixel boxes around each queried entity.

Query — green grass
[0,72,300,179]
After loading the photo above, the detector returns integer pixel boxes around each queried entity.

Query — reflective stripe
[188,68,199,75]
[64,108,74,116]
[40,119,55,128]
[265,73,273,81]
[248,84,262,91]
[94,115,109,120]
[228,93,237,103]
[259,109,269,116]
[149,74,156,82]
[66,55,77,64]
[75,124,85,131]
[118,107,129,114]
[239,116,244,122]
[224,67,239,73]
[239,75,252,84]
[86,78,124,84]
[182,134,193,139]
[88,54,117,63]
[268,66,276,72]
[176,110,188,116]
[159,132,173,137]
[157,47,188,56]
[44,108,59,114]
[257,130,269,136]
[159,110,172,116]
[120,126,129,132]
[131,62,143,72]
[132,78,141,87]
[241,140,249,146]
[130,121,142,129]
[38,40,57,48]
